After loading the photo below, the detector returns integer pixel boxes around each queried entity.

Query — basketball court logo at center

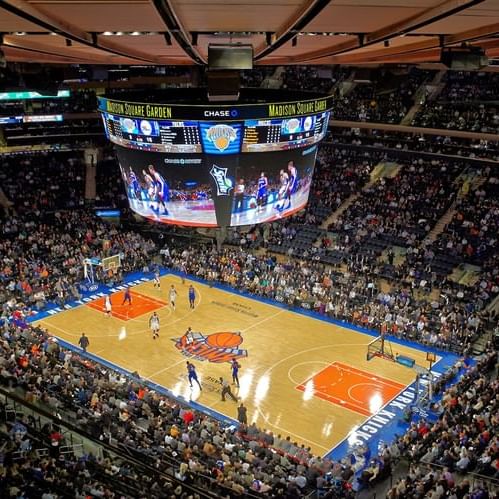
[172,330,248,363]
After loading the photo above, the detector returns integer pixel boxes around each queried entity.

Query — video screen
[114,144,318,227]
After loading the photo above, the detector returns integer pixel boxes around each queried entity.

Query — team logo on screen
[210,165,233,196]
[205,124,238,152]
[172,330,248,363]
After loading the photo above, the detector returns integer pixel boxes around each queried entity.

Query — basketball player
[275,169,289,212]
[104,295,112,317]
[180,262,187,285]
[185,326,194,344]
[169,284,177,311]
[142,169,156,207]
[188,285,196,309]
[231,358,241,388]
[256,172,268,212]
[153,269,161,290]
[234,179,245,213]
[186,361,202,389]
[148,165,169,216]
[285,160,298,210]
[128,167,141,202]
[122,287,132,306]
[149,311,160,339]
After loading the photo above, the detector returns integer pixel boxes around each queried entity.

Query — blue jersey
[129,171,139,189]
[153,172,170,201]
[189,288,196,300]
[187,364,198,380]
[288,167,297,193]
[257,177,268,198]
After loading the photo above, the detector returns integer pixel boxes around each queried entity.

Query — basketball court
[34,273,446,457]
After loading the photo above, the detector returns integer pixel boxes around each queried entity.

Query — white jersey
[149,315,160,330]
[105,296,112,311]
[169,288,177,302]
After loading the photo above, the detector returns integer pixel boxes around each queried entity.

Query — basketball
[206,332,242,348]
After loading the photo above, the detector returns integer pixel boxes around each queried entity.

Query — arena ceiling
[1,0,499,66]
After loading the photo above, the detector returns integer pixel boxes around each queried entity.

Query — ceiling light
[15,32,26,36]
[115,31,124,36]
[130,31,141,36]
[103,31,113,36]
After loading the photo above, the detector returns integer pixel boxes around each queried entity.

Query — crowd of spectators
[412,71,499,134]
[329,158,461,248]
[412,103,499,134]
[432,171,498,265]
[332,68,432,124]
[386,348,498,498]
[0,151,86,211]
[439,71,499,102]
[281,66,348,93]
[329,128,499,162]
[0,416,179,499]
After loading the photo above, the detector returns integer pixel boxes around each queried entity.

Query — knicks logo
[172,330,248,363]
[206,124,237,152]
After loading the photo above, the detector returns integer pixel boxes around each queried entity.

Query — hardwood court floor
[35,275,432,456]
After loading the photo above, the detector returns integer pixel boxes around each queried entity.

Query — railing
[418,460,499,494]
[0,386,219,499]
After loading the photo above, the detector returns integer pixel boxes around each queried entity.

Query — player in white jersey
[142,169,156,204]
[275,169,289,212]
[153,269,161,289]
[169,284,177,310]
[104,295,112,317]
[149,311,160,339]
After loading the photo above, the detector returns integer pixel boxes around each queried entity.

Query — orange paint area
[87,291,167,320]
[296,362,405,416]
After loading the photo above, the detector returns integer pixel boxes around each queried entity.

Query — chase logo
[203,109,239,118]
[172,331,248,363]
[210,164,233,196]
[206,124,237,152]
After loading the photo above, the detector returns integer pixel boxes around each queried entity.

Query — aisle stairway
[426,201,456,242]
[319,162,401,229]
[0,186,13,213]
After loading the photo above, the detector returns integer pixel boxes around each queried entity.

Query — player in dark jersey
[256,172,268,211]
[231,358,241,387]
[186,361,202,389]
[128,167,141,201]
[122,287,132,305]
[285,161,298,210]
[188,285,196,309]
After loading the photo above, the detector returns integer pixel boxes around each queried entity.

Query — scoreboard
[98,93,333,227]
[102,114,203,153]
[101,111,329,154]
